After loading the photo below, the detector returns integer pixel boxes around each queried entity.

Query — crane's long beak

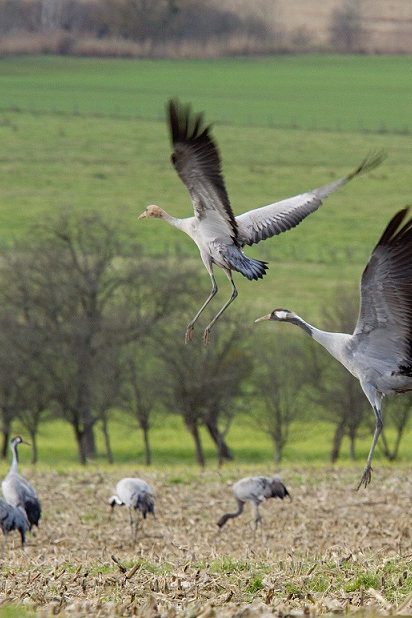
[21,440,31,446]
[138,210,147,219]
[254,314,271,323]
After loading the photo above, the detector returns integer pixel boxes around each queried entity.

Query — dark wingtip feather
[347,150,387,181]
[24,498,41,528]
[375,207,410,248]
[167,97,208,146]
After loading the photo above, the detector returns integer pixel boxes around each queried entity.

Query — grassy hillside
[0,55,411,466]
[1,55,412,132]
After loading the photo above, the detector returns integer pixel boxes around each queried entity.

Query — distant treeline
[0,209,410,466]
[0,0,375,57]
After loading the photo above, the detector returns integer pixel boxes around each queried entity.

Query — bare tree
[378,394,412,462]
[0,210,193,464]
[119,343,163,466]
[252,331,309,463]
[330,0,363,52]
[158,316,252,466]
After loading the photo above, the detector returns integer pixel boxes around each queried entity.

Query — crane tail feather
[224,248,268,280]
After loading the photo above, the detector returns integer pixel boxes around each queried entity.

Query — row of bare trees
[0,0,367,57]
[0,0,268,42]
[0,210,410,466]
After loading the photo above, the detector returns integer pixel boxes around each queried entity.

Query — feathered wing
[353,208,412,373]
[168,99,238,242]
[236,152,385,247]
[0,500,29,544]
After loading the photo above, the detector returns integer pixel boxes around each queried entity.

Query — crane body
[139,99,384,343]
[109,477,155,538]
[1,436,41,529]
[256,209,412,489]
[0,499,29,547]
[217,475,290,530]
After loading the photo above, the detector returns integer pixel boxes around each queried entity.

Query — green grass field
[0,55,411,467]
[1,55,412,132]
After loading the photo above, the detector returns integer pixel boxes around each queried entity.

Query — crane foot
[203,328,211,345]
[356,464,373,491]
[185,325,194,344]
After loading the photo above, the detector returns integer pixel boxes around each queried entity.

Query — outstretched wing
[168,99,238,242]
[353,209,412,373]
[236,152,385,247]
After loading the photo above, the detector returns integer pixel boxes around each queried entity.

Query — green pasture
[0,74,410,316]
[0,55,411,467]
[0,55,412,133]
[3,412,411,472]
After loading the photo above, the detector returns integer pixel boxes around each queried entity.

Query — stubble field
[1,466,412,617]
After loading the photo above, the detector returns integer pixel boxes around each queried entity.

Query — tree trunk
[83,422,96,458]
[78,370,96,458]
[1,427,10,460]
[205,420,233,463]
[74,426,87,465]
[142,425,151,466]
[102,418,114,464]
[274,440,282,464]
[30,429,38,465]
[348,430,356,460]
[188,422,205,467]
[330,421,345,463]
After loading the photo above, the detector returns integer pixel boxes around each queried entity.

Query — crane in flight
[256,208,412,490]
[139,99,383,344]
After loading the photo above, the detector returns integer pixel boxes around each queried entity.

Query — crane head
[255,308,293,323]
[108,495,123,509]
[138,205,164,219]
[11,436,31,447]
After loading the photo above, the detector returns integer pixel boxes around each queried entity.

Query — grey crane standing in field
[139,98,384,343]
[255,208,412,490]
[109,477,155,538]
[1,436,41,530]
[0,499,29,548]
[217,476,290,530]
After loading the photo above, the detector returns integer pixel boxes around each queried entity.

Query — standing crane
[217,476,290,530]
[139,99,383,343]
[255,208,412,490]
[0,499,29,547]
[109,477,155,538]
[1,436,41,529]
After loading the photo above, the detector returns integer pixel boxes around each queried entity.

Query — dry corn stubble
[0,466,411,617]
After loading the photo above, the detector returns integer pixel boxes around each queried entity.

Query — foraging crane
[1,436,41,529]
[139,99,384,343]
[255,208,412,490]
[0,499,29,547]
[109,477,155,537]
[217,476,290,530]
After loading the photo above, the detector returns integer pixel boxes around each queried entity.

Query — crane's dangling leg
[203,270,238,345]
[252,503,263,539]
[185,273,218,343]
[357,403,383,490]
[128,508,134,536]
